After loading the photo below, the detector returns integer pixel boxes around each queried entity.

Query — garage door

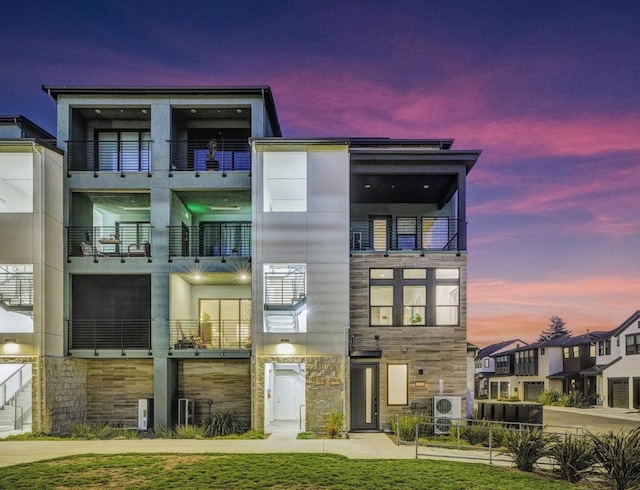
[608,378,629,408]
[523,382,545,402]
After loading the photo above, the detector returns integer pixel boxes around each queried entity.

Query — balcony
[66,140,151,177]
[67,319,151,351]
[169,139,250,176]
[349,333,382,358]
[67,225,152,262]
[349,217,462,253]
[168,222,250,260]
[169,319,251,356]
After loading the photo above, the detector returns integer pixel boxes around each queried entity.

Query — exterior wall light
[3,339,19,354]
[276,338,294,355]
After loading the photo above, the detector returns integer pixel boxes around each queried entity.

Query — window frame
[626,334,640,356]
[368,267,460,327]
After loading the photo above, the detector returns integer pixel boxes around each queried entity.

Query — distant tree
[538,315,571,342]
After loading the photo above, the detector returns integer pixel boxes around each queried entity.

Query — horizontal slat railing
[66,140,151,176]
[168,222,251,259]
[169,319,251,350]
[68,319,152,350]
[350,217,461,252]
[67,225,152,260]
[264,269,306,306]
[168,139,250,175]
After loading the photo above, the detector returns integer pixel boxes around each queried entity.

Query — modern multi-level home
[0,116,64,433]
[31,85,480,435]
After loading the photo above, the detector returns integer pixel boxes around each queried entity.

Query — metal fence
[67,319,152,351]
[66,140,151,176]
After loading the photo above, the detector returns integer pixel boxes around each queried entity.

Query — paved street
[543,406,640,434]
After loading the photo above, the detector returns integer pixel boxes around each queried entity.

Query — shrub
[322,409,345,438]
[111,428,141,440]
[588,427,640,490]
[175,424,205,439]
[548,433,594,483]
[462,420,491,446]
[152,424,175,439]
[390,415,423,442]
[505,427,555,472]
[537,389,561,405]
[70,421,112,440]
[202,410,243,437]
[562,390,587,408]
[297,431,317,439]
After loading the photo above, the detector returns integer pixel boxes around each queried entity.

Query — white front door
[276,376,296,420]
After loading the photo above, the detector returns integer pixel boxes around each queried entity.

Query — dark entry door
[351,363,379,431]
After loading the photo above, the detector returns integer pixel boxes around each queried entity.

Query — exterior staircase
[0,365,32,432]
[0,265,33,313]
[264,266,306,332]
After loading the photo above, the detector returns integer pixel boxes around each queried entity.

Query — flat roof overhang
[350,150,481,206]
[42,85,282,137]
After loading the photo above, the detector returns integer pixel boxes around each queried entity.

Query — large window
[263,151,307,212]
[199,299,251,348]
[626,334,640,355]
[369,267,460,326]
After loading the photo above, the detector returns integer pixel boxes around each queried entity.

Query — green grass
[0,453,581,489]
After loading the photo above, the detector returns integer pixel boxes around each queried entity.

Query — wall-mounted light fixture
[3,339,18,355]
[276,338,294,355]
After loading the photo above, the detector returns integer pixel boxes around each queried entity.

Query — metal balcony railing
[168,139,251,176]
[169,319,251,351]
[168,222,250,260]
[0,266,33,311]
[67,319,152,351]
[67,225,152,261]
[66,140,151,176]
[349,217,461,253]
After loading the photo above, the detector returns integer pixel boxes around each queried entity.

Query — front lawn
[0,453,580,489]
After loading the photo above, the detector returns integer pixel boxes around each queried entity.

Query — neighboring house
[581,311,640,409]
[486,337,566,401]
[548,331,607,401]
[0,116,64,432]
[474,339,526,398]
[31,85,481,434]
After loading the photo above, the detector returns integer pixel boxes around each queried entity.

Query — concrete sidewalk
[0,432,417,468]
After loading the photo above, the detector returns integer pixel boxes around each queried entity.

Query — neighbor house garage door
[608,378,629,408]
[523,382,545,401]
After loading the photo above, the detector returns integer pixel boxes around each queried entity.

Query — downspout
[31,141,45,433]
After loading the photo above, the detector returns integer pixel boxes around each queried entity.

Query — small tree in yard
[538,315,571,342]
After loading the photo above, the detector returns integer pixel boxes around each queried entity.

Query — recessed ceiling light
[240,274,247,280]
[365,184,371,189]
[423,184,429,189]
[94,109,102,114]
[141,109,148,114]
[121,206,151,211]
[120,109,124,113]
[190,109,197,114]
[194,274,200,280]
[210,206,241,211]
[236,109,243,114]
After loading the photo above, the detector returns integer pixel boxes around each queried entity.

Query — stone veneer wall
[350,253,468,430]
[178,360,251,427]
[86,359,153,427]
[253,355,346,432]
[40,357,88,435]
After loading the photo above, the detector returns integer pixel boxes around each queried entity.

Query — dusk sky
[2,1,638,347]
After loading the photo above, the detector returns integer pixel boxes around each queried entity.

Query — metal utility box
[137,398,154,430]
